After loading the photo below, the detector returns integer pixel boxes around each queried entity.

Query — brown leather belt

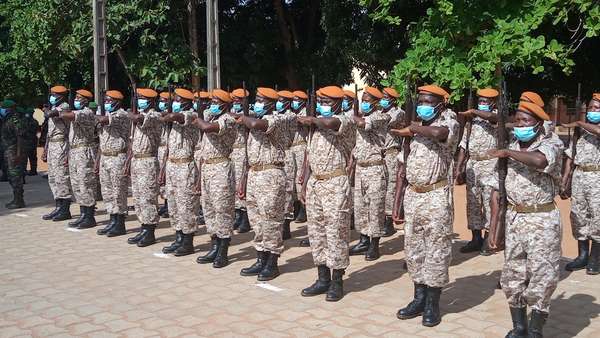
[204,157,230,165]
[410,179,448,193]
[102,150,126,157]
[357,159,385,168]
[579,164,600,172]
[70,143,95,150]
[232,144,245,149]
[49,137,65,143]
[470,153,494,161]
[292,140,307,147]
[134,153,155,159]
[159,143,167,147]
[509,201,555,213]
[169,157,193,164]
[385,148,400,156]
[250,163,284,171]
[313,168,347,181]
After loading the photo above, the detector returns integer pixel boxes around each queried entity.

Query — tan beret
[195,91,210,99]
[592,93,600,102]
[277,90,294,99]
[231,88,249,99]
[136,88,158,98]
[106,90,124,100]
[257,87,279,100]
[212,89,232,103]
[520,91,544,108]
[318,86,345,99]
[159,92,170,99]
[76,89,93,99]
[175,88,194,100]
[343,90,356,99]
[477,88,499,98]
[418,85,450,99]
[383,87,399,98]
[293,90,308,100]
[364,86,384,99]
[51,85,68,94]
[517,101,549,121]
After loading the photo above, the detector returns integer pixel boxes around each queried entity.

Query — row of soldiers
[21,83,600,336]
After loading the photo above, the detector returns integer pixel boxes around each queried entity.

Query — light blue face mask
[416,105,437,121]
[104,103,114,112]
[0,108,7,118]
[158,101,167,111]
[316,102,322,114]
[319,105,333,117]
[276,101,285,112]
[254,102,266,117]
[193,102,198,111]
[587,111,600,124]
[478,104,491,111]
[361,101,372,114]
[74,100,83,110]
[49,96,58,105]
[172,101,182,113]
[513,125,538,142]
[292,101,301,110]
[342,99,350,111]
[232,103,242,113]
[137,99,149,110]
[380,99,391,109]
[209,104,222,115]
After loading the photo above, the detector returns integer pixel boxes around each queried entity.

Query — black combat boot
[43,200,61,220]
[5,191,25,209]
[282,219,292,240]
[127,225,146,244]
[365,237,381,261]
[460,229,484,253]
[158,200,169,218]
[505,306,528,338]
[383,216,396,237]
[587,240,600,275]
[197,235,220,264]
[237,209,250,233]
[97,214,116,235]
[52,199,71,221]
[106,214,126,237]
[566,240,590,271]
[213,238,230,268]
[528,310,548,338]
[349,234,370,255]
[299,238,310,247]
[77,206,97,229]
[136,224,156,247]
[325,269,344,302]
[397,283,427,319]
[173,233,195,256]
[28,169,37,176]
[162,230,184,253]
[295,202,307,223]
[233,209,243,230]
[422,287,442,327]
[197,206,205,225]
[258,252,280,281]
[240,250,267,276]
[68,206,86,228]
[301,265,331,296]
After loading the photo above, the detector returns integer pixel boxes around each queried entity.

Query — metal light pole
[206,0,220,90]
[92,0,109,103]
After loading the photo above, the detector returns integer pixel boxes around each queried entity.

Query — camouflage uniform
[158,123,170,199]
[353,110,390,237]
[459,114,498,230]
[1,112,26,197]
[246,114,288,255]
[399,109,459,287]
[166,110,200,234]
[98,108,130,215]
[383,107,405,215]
[230,115,248,210]
[131,109,162,224]
[290,107,309,198]
[306,114,355,269]
[500,133,564,313]
[281,109,298,219]
[195,111,236,238]
[68,107,98,207]
[47,102,73,200]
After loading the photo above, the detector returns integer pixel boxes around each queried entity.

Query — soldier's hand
[297,116,314,126]
[487,149,509,158]
[562,121,580,129]
[559,176,572,199]
[458,109,475,118]
[390,127,413,137]
[41,152,47,163]
[96,115,109,125]
[128,112,144,124]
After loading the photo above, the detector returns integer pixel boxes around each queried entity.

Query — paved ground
[1,166,599,337]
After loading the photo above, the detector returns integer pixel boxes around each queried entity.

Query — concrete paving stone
[68,322,106,335]
[103,319,140,332]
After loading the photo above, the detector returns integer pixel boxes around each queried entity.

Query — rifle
[42,84,51,162]
[298,75,316,204]
[122,82,137,177]
[562,83,584,198]
[63,86,73,166]
[237,81,250,200]
[242,81,249,116]
[158,84,173,186]
[353,83,359,117]
[94,90,106,174]
[456,89,474,185]
[193,82,203,195]
[392,79,414,223]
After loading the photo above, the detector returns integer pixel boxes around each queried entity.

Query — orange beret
[51,85,68,94]
[136,88,158,98]
[517,101,549,121]
[592,93,600,102]
[257,87,279,100]
[231,88,249,99]
[520,91,544,108]
[159,92,170,99]
[293,90,308,100]
[195,91,210,99]
[477,88,499,98]
[364,86,384,99]
[175,88,194,100]
[418,85,450,99]
[343,90,356,99]
[212,89,232,103]
[317,86,344,99]
[106,90,124,100]
[383,87,399,98]
[76,89,93,99]
[278,90,294,99]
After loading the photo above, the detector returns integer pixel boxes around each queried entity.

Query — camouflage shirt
[504,132,564,206]
[565,129,600,166]
[459,112,498,156]
[132,109,162,156]
[353,110,390,162]
[246,113,287,166]
[384,107,405,150]
[47,102,70,142]
[280,109,297,149]
[400,109,460,186]
[292,107,309,146]
[69,107,97,147]
[99,108,130,153]
[308,114,355,176]
[0,113,25,149]
[168,110,199,160]
[197,112,236,160]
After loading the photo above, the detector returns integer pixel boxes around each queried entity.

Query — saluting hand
[390,127,414,138]
[487,149,509,158]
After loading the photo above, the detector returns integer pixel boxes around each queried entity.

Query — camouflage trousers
[404,185,453,287]
[166,160,200,234]
[69,147,97,207]
[99,153,128,215]
[306,175,351,270]
[354,164,387,238]
[501,208,561,313]
[157,145,167,199]
[246,167,286,255]
[570,168,600,242]
[284,149,296,219]
[201,160,235,239]
[231,146,247,210]
[4,146,24,195]
[465,158,497,231]
[131,157,159,225]
[384,148,400,215]
[47,141,72,200]
[291,143,306,198]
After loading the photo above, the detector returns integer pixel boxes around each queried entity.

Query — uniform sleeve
[265,114,284,135]
[334,114,353,136]
[388,108,405,128]
[533,134,564,177]
[458,125,468,151]
[440,112,460,152]
[217,114,234,136]
[182,111,198,126]
[74,108,96,127]
[564,138,574,159]
[140,110,161,130]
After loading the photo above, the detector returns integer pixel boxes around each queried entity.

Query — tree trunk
[273,0,299,89]
[188,0,200,89]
